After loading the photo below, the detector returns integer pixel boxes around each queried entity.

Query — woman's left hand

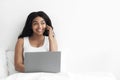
[46,25,54,38]
[46,25,58,51]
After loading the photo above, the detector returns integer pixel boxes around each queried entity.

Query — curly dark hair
[18,11,53,38]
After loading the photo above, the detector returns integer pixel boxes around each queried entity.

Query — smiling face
[32,16,46,36]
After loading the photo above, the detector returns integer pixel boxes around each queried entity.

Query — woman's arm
[49,36,58,51]
[47,26,58,51]
[14,38,24,72]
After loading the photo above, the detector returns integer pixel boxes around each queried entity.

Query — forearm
[15,63,24,72]
[49,37,58,51]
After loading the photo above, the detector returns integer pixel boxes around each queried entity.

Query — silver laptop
[24,52,61,73]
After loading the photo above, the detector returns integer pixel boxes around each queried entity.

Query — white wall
[0,0,120,79]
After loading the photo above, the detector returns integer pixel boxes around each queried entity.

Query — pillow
[6,50,19,75]
[0,49,8,78]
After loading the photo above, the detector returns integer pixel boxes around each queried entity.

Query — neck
[30,34,44,41]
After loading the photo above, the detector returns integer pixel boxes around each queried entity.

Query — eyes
[32,21,46,26]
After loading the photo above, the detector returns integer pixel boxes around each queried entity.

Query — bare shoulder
[15,38,24,52]
[16,38,24,45]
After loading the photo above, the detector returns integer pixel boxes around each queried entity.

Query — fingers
[46,25,55,37]
[46,25,52,30]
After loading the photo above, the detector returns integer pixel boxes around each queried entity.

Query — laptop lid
[24,52,61,73]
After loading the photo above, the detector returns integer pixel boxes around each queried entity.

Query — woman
[14,11,58,72]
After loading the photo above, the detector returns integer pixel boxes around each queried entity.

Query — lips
[37,29,42,32]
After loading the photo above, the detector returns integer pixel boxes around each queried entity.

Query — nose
[38,23,42,29]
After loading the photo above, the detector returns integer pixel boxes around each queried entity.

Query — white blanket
[68,72,117,80]
[5,72,70,80]
[1,72,117,80]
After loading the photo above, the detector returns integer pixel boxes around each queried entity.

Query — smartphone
[44,29,49,36]
[43,25,53,36]
[43,26,49,36]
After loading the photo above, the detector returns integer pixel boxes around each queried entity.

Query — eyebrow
[32,20,45,23]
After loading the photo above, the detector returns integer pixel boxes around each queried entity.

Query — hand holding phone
[45,25,54,37]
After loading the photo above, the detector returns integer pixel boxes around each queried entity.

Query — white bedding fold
[3,72,117,80]
[5,72,70,80]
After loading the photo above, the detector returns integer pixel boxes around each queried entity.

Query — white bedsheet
[1,72,117,80]
[5,72,69,80]
[68,72,117,80]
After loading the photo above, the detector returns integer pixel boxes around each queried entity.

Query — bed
[0,49,117,80]
[0,72,116,80]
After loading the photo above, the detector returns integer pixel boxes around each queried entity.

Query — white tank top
[23,36,49,57]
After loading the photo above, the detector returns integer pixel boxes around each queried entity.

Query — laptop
[24,52,61,73]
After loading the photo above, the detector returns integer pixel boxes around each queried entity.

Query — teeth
[38,29,42,32]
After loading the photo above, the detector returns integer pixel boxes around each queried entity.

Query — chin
[34,31,44,36]
[37,33,44,36]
